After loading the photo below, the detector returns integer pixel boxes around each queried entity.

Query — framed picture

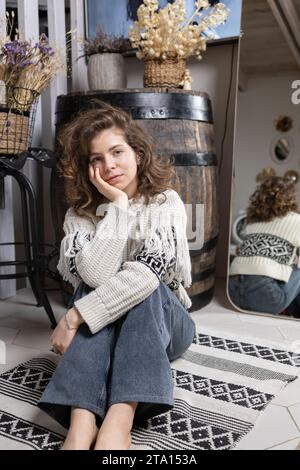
[84,0,242,45]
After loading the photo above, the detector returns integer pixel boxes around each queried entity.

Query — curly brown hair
[56,100,177,216]
[246,176,299,223]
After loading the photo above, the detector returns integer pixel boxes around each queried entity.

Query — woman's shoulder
[246,211,300,233]
[145,189,187,225]
[65,206,92,219]
[268,211,300,225]
[285,211,300,219]
[64,206,96,228]
[282,211,300,225]
[65,189,185,220]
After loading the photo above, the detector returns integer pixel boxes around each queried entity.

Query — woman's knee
[119,284,172,337]
[144,281,171,305]
[126,283,167,317]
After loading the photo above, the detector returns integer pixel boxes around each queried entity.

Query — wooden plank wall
[0,0,16,298]
[0,0,88,297]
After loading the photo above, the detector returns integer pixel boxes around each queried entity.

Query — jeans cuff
[108,394,174,408]
[37,399,105,430]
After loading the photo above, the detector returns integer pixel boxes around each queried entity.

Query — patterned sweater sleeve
[57,203,137,289]
[74,191,192,334]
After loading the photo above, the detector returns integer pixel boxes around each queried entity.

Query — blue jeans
[228,267,300,315]
[37,280,196,429]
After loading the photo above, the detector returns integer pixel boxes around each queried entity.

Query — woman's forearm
[73,202,136,288]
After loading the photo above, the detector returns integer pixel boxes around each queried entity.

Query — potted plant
[82,26,131,90]
[129,0,229,89]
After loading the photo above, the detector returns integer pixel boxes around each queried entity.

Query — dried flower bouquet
[0,12,67,112]
[0,12,68,155]
[129,0,229,61]
[129,0,229,88]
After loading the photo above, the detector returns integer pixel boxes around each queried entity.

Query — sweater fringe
[175,284,192,309]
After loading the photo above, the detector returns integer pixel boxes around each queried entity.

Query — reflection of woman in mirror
[228,176,300,317]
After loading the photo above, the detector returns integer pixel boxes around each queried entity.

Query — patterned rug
[0,326,299,451]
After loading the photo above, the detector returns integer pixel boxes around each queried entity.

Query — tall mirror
[228,0,300,320]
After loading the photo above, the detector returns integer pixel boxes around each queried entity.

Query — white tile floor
[1,279,300,450]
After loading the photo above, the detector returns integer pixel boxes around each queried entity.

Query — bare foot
[94,429,132,450]
[61,418,99,450]
[93,402,137,450]
[61,423,98,450]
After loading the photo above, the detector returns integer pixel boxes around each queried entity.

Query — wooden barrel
[52,89,219,311]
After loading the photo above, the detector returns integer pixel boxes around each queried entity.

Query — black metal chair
[0,149,59,329]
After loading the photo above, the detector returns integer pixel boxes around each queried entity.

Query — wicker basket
[7,87,37,113]
[0,110,30,155]
[143,58,186,88]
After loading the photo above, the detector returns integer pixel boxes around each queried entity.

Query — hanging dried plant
[0,12,73,111]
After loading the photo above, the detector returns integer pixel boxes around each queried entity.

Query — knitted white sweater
[57,189,193,334]
[230,211,300,282]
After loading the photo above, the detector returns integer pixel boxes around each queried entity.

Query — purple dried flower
[38,44,54,55]
[2,39,33,68]
[35,34,55,58]
[0,26,64,96]
[20,60,33,68]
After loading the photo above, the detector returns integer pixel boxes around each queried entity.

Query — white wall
[9,0,69,293]
[232,73,300,225]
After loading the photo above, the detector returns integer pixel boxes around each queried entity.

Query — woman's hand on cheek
[89,165,128,206]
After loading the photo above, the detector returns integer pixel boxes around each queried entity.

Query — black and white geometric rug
[0,326,299,450]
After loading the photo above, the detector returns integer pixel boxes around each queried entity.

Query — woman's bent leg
[107,281,196,425]
[37,282,117,430]
[38,322,116,429]
[280,268,300,316]
[229,269,300,315]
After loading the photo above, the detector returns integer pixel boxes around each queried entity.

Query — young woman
[228,176,300,317]
[37,101,196,450]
